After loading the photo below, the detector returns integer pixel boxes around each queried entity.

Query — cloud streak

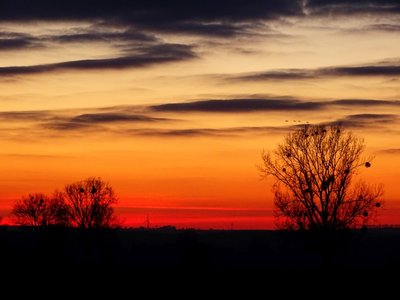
[151,98,400,113]
[43,112,172,131]
[0,110,52,121]
[234,62,400,81]
[151,98,324,112]
[1,98,399,139]
[0,43,196,76]
[328,114,399,128]
[122,126,292,138]
[0,1,303,30]
[71,113,167,124]
[306,0,400,15]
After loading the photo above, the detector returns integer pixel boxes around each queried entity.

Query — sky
[0,0,400,229]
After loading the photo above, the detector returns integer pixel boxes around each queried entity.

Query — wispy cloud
[1,98,399,140]
[0,110,52,121]
[328,114,399,128]
[122,126,291,138]
[71,113,168,124]
[305,0,400,15]
[0,1,303,37]
[0,43,196,76]
[151,98,400,113]
[328,99,400,106]
[42,111,172,132]
[151,98,324,112]
[233,62,400,82]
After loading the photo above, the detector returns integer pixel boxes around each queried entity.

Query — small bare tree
[260,125,383,230]
[63,177,117,228]
[12,193,69,227]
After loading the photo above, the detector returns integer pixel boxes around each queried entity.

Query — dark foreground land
[1,226,399,272]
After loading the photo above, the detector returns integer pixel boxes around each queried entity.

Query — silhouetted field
[1,226,399,274]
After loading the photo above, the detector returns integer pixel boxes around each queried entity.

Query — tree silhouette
[260,125,383,230]
[62,177,117,228]
[12,193,69,227]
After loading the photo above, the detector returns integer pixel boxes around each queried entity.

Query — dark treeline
[12,177,119,229]
[1,226,400,272]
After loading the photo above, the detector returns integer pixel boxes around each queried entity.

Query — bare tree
[48,191,71,226]
[12,193,68,227]
[62,177,117,228]
[260,125,383,230]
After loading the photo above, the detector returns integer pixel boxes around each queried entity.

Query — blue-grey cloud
[235,63,400,81]
[0,0,303,38]
[43,112,171,131]
[1,0,400,41]
[366,24,400,32]
[0,43,196,76]
[1,99,399,139]
[0,28,158,53]
[71,113,167,123]
[328,114,399,128]
[306,0,400,15]
[329,99,400,106]
[151,98,400,113]
[51,30,156,44]
[151,98,324,112]
[123,126,291,138]
[0,110,51,121]
[0,1,302,21]
[0,37,35,50]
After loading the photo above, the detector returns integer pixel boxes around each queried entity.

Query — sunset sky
[1,0,400,228]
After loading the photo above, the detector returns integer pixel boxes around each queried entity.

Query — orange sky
[0,1,400,228]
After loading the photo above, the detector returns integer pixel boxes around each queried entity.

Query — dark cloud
[0,110,51,121]
[235,63,400,81]
[235,70,315,81]
[51,30,156,44]
[151,98,324,112]
[151,98,400,113]
[306,0,400,15]
[42,121,98,131]
[0,1,302,22]
[2,100,399,139]
[329,99,400,106]
[0,37,35,50]
[41,111,172,132]
[0,43,196,76]
[320,65,400,76]
[126,126,290,138]
[1,0,400,41]
[0,0,303,38]
[142,22,251,37]
[71,113,167,123]
[0,31,43,51]
[329,114,399,128]
[0,28,158,53]
[6,0,400,24]
[366,24,400,32]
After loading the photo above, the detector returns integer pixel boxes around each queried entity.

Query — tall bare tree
[63,177,117,228]
[260,125,383,230]
[12,193,69,227]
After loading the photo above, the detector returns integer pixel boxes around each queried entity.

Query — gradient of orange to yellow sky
[0,0,400,228]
